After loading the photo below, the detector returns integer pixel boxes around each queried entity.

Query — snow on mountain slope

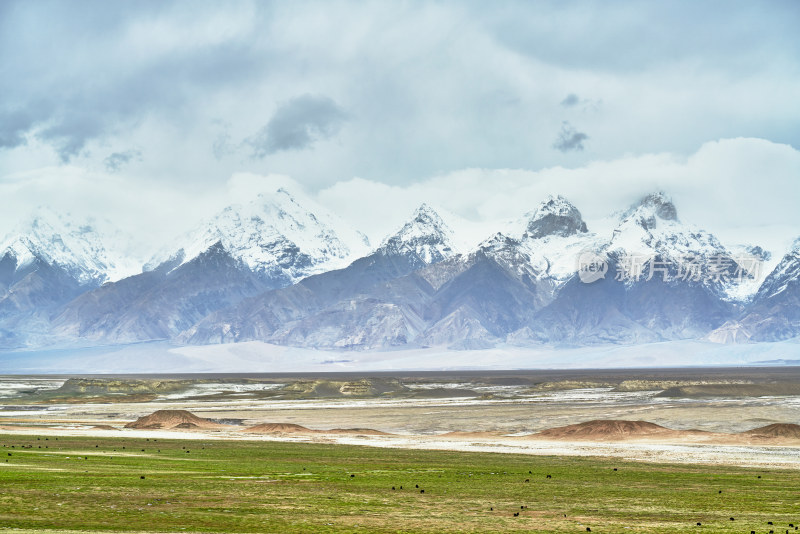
[602,192,763,301]
[146,188,370,283]
[378,204,459,265]
[607,192,726,259]
[707,238,800,344]
[755,238,800,301]
[517,195,604,281]
[475,195,603,282]
[0,208,138,285]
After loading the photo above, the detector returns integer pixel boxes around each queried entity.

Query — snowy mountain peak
[411,203,445,225]
[534,195,580,218]
[524,195,588,239]
[146,188,368,283]
[610,193,725,260]
[604,193,771,300]
[0,208,136,285]
[622,192,679,230]
[752,244,800,302]
[380,204,457,265]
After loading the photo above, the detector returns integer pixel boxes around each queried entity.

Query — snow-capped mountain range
[0,208,137,286]
[0,189,798,352]
[145,188,370,281]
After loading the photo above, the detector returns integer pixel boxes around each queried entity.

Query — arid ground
[2,368,800,467]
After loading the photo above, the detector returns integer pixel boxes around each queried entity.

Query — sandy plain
[2,368,800,469]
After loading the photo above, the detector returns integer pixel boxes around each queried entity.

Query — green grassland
[0,434,798,533]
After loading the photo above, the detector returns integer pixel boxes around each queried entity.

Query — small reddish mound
[124,410,226,430]
[535,420,673,439]
[242,423,314,434]
[744,423,800,439]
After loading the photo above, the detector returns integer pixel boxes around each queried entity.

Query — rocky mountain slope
[0,210,136,348]
[708,239,800,343]
[146,188,369,281]
[1,192,795,352]
[49,188,369,345]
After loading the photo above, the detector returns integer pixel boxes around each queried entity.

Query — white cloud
[1,3,798,262]
[1,2,798,189]
[0,138,797,262]
[317,138,800,253]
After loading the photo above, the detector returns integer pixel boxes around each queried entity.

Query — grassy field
[0,433,799,533]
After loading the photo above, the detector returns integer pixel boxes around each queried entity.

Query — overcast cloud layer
[1,0,798,258]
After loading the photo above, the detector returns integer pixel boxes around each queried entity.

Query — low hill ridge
[124,409,227,430]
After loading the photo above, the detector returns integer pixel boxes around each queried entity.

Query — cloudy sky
[1,0,799,256]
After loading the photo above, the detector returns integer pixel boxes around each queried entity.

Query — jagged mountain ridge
[0,210,139,348]
[1,192,797,351]
[183,195,762,350]
[146,188,370,282]
[0,208,136,286]
[46,188,373,346]
[50,243,273,344]
[708,240,800,343]
[521,194,747,345]
[179,204,464,347]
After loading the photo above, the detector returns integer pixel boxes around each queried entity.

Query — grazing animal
[730,517,735,521]
[525,479,530,483]
[586,528,591,532]
[718,490,722,494]
[140,476,145,479]
[513,512,519,517]
[490,507,493,511]
[350,474,355,478]
[546,474,552,479]
[392,487,395,490]
[613,468,617,471]
[770,522,774,525]
[697,523,701,526]
[420,489,424,493]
